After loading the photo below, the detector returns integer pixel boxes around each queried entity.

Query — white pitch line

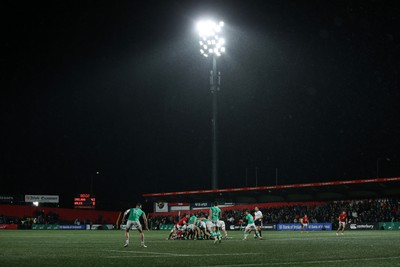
[194,255,400,267]
[106,255,175,258]
[107,250,191,257]
[106,250,260,257]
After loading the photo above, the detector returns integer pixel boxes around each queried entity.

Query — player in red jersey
[301,214,309,233]
[167,213,190,240]
[336,211,347,235]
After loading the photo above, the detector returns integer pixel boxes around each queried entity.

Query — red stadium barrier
[0,224,18,230]
[0,204,121,224]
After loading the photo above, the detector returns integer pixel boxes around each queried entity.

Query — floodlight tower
[197,20,226,189]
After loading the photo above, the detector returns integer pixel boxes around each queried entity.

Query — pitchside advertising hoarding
[230,224,277,230]
[170,203,190,211]
[25,195,59,203]
[155,202,169,212]
[346,223,379,230]
[277,223,332,231]
[154,202,233,212]
[379,222,400,230]
[191,202,212,210]
[154,202,190,212]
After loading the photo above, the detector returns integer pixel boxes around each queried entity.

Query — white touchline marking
[194,255,400,267]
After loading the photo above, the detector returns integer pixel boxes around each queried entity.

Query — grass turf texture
[0,230,399,267]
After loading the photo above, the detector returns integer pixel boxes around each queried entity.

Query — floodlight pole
[376,158,390,178]
[210,55,220,189]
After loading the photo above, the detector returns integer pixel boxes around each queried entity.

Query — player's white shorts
[199,221,206,230]
[302,223,308,227]
[126,220,142,231]
[245,223,256,231]
[217,220,226,231]
[206,221,214,230]
[187,224,196,231]
[339,222,346,228]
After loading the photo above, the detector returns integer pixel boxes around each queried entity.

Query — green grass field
[0,230,399,267]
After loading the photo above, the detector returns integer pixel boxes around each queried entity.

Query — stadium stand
[147,198,399,230]
[143,178,400,230]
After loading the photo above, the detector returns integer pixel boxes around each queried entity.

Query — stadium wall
[0,204,120,224]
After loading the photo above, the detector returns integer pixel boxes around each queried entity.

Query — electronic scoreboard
[74,194,96,209]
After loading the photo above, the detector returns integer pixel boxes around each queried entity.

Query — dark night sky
[1,0,400,209]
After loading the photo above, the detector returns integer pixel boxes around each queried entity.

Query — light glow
[197,19,226,57]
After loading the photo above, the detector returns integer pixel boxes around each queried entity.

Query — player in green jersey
[208,201,222,243]
[243,209,259,240]
[201,217,214,239]
[122,203,149,248]
[187,214,201,239]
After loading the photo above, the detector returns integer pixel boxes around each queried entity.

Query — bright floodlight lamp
[197,20,226,57]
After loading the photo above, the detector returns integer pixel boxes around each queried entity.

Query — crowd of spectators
[149,198,399,228]
[148,215,177,230]
[0,210,84,228]
[222,198,399,225]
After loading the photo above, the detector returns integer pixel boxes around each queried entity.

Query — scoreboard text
[74,194,96,209]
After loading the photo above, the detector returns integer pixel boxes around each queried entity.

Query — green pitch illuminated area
[0,230,399,267]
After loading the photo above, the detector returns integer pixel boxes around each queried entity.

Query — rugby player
[167,213,189,240]
[254,207,263,239]
[187,214,201,240]
[301,214,309,233]
[122,203,149,248]
[196,215,211,239]
[336,210,347,235]
[209,202,222,243]
[243,209,259,240]
[202,215,215,239]
[217,219,228,239]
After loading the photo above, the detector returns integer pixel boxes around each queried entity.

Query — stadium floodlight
[196,19,226,190]
[197,20,226,57]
